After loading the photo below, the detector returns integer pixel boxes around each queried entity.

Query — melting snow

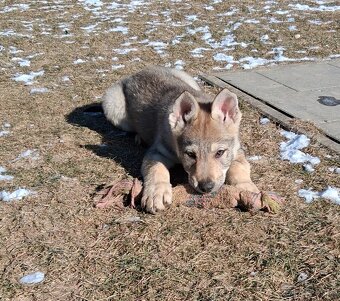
[279,130,320,167]
[13,149,40,162]
[299,187,340,205]
[12,70,44,85]
[0,130,10,137]
[112,64,125,70]
[174,60,185,70]
[248,156,262,161]
[12,57,31,67]
[191,47,210,58]
[109,26,129,34]
[30,87,49,94]
[213,53,235,62]
[328,167,340,174]
[260,34,269,43]
[0,188,35,202]
[240,57,269,69]
[19,272,45,284]
[303,163,315,173]
[113,48,137,55]
[73,59,86,64]
[260,117,270,125]
[288,3,340,12]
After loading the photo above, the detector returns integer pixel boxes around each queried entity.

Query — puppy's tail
[102,82,134,132]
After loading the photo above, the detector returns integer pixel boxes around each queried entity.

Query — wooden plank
[199,73,340,154]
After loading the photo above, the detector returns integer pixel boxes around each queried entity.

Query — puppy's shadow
[66,103,187,184]
[66,103,144,178]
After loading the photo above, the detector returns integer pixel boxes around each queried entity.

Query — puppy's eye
[185,151,196,160]
[215,150,225,158]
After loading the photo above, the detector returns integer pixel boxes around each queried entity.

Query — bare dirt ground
[0,1,339,300]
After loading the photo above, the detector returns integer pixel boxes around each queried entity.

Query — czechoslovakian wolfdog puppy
[102,66,258,213]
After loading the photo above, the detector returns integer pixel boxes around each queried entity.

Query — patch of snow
[113,48,138,55]
[220,34,238,48]
[298,188,319,203]
[260,117,270,125]
[295,179,303,184]
[109,26,129,34]
[0,188,35,202]
[81,24,98,33]
[112,64,125,70]
[320,187,340,204]
[19,272,45,284]
[147,41,167,55]
[9,46,23,54]
[0,130,10,137]
[12,57,31,67]
[240,57,269,69]
[213,53,236,63]
[275,10,290,15]
[280,130,320,166]
[13,149,40,162]
[328,167,340,174]
[62,76,70,82]
[174,60,185,70]
[12,70,44,85]
[268,17,282,24]
[245,19,260,24]
[303,163,315,173]
[204,5,214,11]
[73,59,86,64]
[288,3,340,12]
[260,34,269,43]
[30,87,49,94]
[186,15,198,21]
[298,186,340,205]
[308,19,330,25]
[231,22,242,31]
[248,155,262,161]
[0,3,30,13]
[190,47,210,58]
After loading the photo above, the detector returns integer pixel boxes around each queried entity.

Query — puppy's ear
[169,91,198,132]
[211,89,239,124]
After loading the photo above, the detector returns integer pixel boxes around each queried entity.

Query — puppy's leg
[141,148,174,214]
[226,149,259,193]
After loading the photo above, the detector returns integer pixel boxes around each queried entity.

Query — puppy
[102,66,258,213]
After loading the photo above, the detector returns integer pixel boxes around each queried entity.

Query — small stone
[297,272,308,282]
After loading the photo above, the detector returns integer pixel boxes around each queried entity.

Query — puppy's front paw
[235,181,260,193]
[141,181,172,214]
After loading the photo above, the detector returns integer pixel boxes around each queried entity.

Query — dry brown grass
[1,1,340,300]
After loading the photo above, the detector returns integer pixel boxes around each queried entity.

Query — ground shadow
[66,103,187,184]
[66,103,145,178]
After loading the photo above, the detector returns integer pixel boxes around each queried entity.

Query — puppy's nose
[198,181,214,193]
